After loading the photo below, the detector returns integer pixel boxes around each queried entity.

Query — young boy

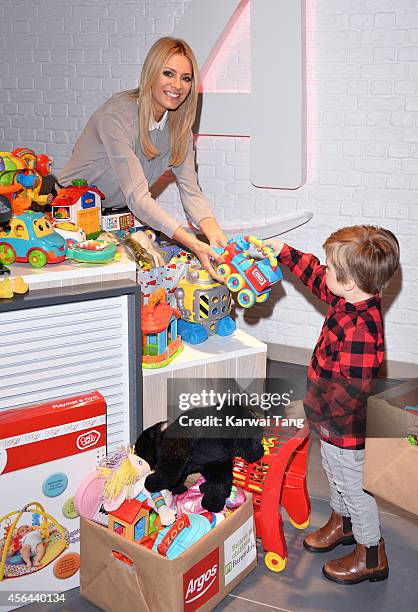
[268,225,400,585]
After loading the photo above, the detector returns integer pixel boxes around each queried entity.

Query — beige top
[59,92,214,238]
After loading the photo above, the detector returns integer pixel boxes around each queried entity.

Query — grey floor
[20,361,418,612]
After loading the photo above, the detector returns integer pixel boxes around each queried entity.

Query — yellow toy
[98,447,176,526]
[12,148,54,211]
[98,446,140,505]
[174,267,236,344]
[0,276,29,299]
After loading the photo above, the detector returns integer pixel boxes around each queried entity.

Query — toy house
[108,499,151,542]
[50,180,105,239]
[141,288,183,369]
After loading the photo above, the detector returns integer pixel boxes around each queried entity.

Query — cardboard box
[80,493,256,612]
[0,392,107,610]
[364,379,418,516]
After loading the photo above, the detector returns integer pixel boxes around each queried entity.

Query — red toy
[214,235,283,308]
[233,422,310,572]
[107,499,151,542]
[141,288,183,368]
[12,148,54,211]
[50,180,105,239]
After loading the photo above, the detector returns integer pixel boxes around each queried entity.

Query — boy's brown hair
[323,225,400,294]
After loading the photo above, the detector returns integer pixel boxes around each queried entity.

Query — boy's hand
[283,399,306,421]
[264,238,285,256]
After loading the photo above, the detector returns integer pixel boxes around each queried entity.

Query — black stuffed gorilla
[135,405,264,513]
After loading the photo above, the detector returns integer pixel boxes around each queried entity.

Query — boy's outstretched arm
[267,239,334,304]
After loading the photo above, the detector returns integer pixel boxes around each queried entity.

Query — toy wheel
[28,249,47,268]
[264,552,287,572]
[289,516,310,530]
[0,244,15,265]
[217,263,231,278]
[237,289,256,308]
[0,195,12,223]
[256,292,269,304]
[227,273,245,292]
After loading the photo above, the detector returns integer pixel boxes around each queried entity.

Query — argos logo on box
[183,548,219,611]
[76,430,101,450]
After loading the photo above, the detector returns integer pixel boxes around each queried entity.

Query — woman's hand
[173,226,225,282]
[188,238,225,282]
[198,217,228,249]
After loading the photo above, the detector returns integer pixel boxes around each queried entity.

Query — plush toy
[135,404,264,513]
[174,475,246,515]
[98,447,177,526]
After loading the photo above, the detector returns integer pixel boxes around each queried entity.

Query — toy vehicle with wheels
[214,235,283,308]
[0,211,67,268]
[233,423,311,572]
[174,267,236,344]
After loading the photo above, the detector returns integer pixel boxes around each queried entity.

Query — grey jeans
[320,440,381,547]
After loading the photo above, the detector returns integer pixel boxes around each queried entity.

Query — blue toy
[0,211,67,268]
[152,513,211,559]
[174,267,236,345]
[213,235,283,308]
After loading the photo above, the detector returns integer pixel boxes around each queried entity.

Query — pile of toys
[0,149,122,283]
[136,234,283,365]
[0,148,53,217]
[75,447,246,560]
[0,147,283,360]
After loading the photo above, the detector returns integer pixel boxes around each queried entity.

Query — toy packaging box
[364,379,418,517]
[80,492,256,612]
[137,261,190,306]
[0,392,107,611]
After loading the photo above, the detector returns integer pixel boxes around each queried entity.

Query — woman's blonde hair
[128,37,199,166]
[323,225,400,294]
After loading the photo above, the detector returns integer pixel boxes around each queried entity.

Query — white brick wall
[0,0,417,365]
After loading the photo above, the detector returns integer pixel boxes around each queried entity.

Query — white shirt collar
[149,110,168,131]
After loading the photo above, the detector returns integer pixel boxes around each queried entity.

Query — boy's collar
[331,294,381,311]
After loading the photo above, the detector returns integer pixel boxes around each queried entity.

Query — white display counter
[142,329,267,429]
[7,252,137,291]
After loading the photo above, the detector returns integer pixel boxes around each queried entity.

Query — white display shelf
[7,253,137,290]
[142,329,267,429]
[142,329,267,377]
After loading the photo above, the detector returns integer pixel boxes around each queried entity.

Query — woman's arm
[96,106,224,279]
[171,136,227,249]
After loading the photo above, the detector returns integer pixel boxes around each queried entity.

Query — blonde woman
[59,37,227,278]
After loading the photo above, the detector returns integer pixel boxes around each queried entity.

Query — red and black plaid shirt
[278,244,384,449]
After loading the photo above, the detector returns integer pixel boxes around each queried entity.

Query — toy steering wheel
[244,235,278,269]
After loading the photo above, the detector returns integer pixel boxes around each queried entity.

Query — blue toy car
[214,235,283,308]
[0,211,67,268]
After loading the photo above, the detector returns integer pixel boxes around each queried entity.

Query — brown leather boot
[303,511,355,553]
[322,538,389,584]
